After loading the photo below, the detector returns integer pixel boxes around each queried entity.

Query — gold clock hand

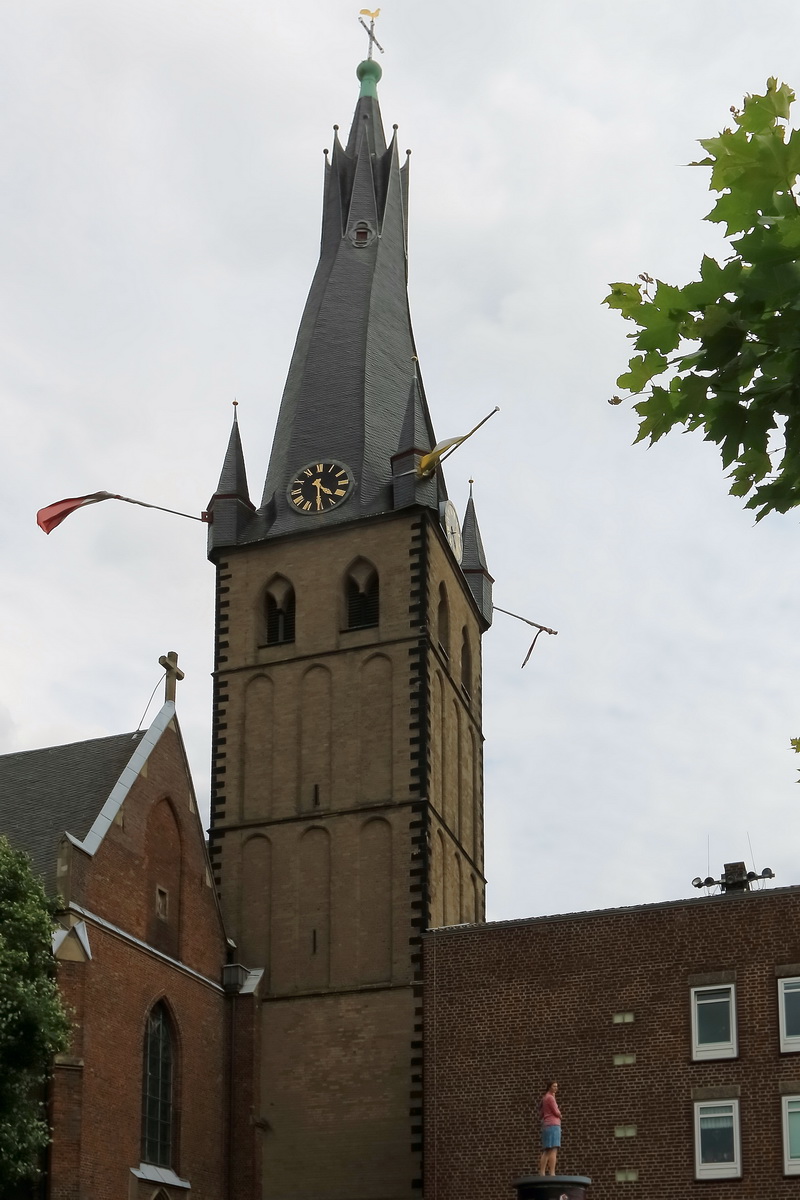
[312,478,324,510]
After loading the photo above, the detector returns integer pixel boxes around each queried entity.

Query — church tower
[207,52,492,1200]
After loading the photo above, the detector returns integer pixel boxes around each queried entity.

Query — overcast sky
[2,0,799,921]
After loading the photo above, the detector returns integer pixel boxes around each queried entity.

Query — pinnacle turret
[207,406,254,552]
[461,484,494,627]
[391,367,439,510]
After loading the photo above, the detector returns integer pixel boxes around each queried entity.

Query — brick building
[423,883,800,1199]
[0,694,262,1200]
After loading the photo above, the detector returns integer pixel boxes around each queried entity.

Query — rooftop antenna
[692,861,775,894]
[358,9,385,58]
[746,830,758,882]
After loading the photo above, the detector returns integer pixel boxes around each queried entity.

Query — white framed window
[694,1100,741,1179]
[783,1095,800,1175]
[691,984,737,1060]
[779,978,800,1053]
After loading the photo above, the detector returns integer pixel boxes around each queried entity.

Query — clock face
[288,461,354,514]
[439,500,463,564]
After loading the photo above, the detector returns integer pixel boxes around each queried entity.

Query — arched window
[460,629,472,698]
[437,583,450,657]
[265,575,295,645]
[346,560,379,629]
[141,1003,174,1168]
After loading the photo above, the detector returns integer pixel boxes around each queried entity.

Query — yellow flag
[417,435,469,478]
[415,406,500,478]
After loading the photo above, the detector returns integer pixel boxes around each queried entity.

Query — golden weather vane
[358,9,384,58]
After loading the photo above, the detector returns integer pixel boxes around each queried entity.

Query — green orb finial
[357,58,382,98]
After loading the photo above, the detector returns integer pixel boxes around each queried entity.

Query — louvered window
[265,577,296,645]
[346,567,379,629]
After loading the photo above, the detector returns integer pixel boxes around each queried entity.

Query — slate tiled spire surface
[208,59,444,552]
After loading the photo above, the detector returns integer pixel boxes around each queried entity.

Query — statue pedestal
[513,1175,591,1200]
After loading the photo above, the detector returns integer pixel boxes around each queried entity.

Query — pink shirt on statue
[540,1092,561,1127]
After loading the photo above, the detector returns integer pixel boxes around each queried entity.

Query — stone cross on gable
[158,651,185,704]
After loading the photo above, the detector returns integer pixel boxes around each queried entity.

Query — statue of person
[538,1080,561,1175]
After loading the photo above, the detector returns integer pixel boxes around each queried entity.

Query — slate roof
[215,408,251,503]
[209,61,445,552]
[461,495,489,572]
[0,731,144,893]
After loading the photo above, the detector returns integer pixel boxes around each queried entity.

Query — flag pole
[492,604,558,669]
[438,406,500,466]
[111,494,208,523]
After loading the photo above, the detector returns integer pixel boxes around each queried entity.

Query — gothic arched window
[265,576,295,645]
[437,583,450,657]
[460,629,472,698]
[141,1003,175,1168]
[346,560,379,630]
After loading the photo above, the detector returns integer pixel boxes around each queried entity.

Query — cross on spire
[158,650,185,704]
[358,9,384,58]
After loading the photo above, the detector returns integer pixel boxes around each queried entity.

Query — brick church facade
[2,47,800,1200]
[0,696,263,1199]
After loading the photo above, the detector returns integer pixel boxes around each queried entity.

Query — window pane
[141,1004,173,1168]
[697,990,731,1044]
[699,1107,734,1164]
[785,982,800,1039]
[788,1101,800,1160]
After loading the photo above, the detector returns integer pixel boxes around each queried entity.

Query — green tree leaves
[605,78,800,519]
[0,836,70,1190]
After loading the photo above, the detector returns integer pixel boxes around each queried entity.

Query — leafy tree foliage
[605,79,800,520]
[0,835,70,1190]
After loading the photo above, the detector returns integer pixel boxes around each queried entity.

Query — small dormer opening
[351,222,374,247]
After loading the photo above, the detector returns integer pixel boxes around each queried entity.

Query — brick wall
[209,506,488,1200]
[48,719,246,1200]
[423,886,800,1200]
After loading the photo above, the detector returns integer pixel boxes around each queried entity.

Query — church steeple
[213,59,443,549]
[206,50,489,1200]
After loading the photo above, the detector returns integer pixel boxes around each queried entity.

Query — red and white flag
[36,490,209,533]
[36,491,118,534]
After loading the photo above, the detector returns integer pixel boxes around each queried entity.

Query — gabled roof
[0,703,179,894]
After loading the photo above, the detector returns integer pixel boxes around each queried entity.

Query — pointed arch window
[460,628,472,698]
[437,583,450,658]
[346,560,379,630]
[265,576,295,645]
[141,1003,174,1168]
